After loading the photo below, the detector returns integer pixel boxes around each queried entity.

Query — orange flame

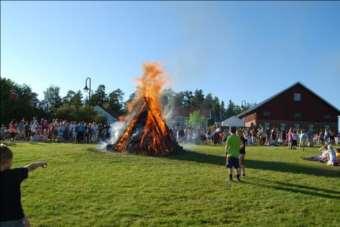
[115,63,176,155]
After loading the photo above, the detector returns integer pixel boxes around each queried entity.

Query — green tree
[55,104,104,122]
[105,89,125,117]
[225,100,236,118]
[62,90,76,104]
[183,91,194,109]
[221,100,226,119]
[0,78,46,124]
[187,111,207,129]
[213,97,222,121]
[55,104,77,121]
[192,89,205,109]
[62,90,83,107]
[89,85,107,106]
[43,86,62,113]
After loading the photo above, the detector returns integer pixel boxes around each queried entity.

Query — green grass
[6,142,340,226]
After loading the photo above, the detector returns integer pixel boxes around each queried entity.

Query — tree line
[0,77,254,125]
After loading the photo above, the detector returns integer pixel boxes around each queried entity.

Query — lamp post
[84,77,92,103]
[241,100,246,108]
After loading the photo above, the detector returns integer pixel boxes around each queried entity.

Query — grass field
[6,142,340,226]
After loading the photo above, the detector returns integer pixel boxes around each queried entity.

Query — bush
[55,104,104,122]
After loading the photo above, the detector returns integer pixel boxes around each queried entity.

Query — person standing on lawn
[0,144,47,227]
[225,127,241,181]
[237,129,247,177]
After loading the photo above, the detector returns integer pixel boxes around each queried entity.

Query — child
[299,130,308,151]
[237,129,247,177]
[0,144,47,227]
[225,127,241,181]
[8,121,17,142]
[291,130,298,150]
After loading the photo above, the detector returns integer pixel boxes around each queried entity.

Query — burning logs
[112,63,182,156]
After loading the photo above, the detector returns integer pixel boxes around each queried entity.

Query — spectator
[8,121,17,141]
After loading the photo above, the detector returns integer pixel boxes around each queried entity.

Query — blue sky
[1,1,340,108]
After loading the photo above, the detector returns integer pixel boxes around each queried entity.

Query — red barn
[239,82,340,131]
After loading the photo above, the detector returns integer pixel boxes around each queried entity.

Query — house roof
[238,82,340,118]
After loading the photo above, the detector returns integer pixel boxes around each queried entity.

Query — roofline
[299,82,340,114]
[238,82,340,118]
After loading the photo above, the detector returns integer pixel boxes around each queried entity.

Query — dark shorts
[226,156,240,169]
[0,219,25,227]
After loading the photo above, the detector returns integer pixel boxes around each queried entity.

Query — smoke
[109,121,126,144]
[163,104,173,123]
[168,6,230,89]
[162,92,175,124]
[97,63,172,151]
[96,121,126,151]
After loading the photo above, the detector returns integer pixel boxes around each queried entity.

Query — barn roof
[238,82,340,118]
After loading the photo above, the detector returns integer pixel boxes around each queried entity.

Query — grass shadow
[168,150,340,178]
[0,141,17,146]
[243,177,340,200]
[267,179,340,195]
[87,147,99,153]
[28,142,45,145]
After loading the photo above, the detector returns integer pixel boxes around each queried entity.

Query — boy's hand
[38,161,48,168]
[25,161,48,172]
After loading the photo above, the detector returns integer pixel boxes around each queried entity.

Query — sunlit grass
[7,142,340,226]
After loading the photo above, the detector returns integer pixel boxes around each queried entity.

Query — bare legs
[239,154,246,176]
[228,168,241,181]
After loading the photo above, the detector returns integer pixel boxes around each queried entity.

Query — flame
[114,63,177,155]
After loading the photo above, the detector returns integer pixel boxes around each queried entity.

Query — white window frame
[263,111,271,117]
[293,93,301,102]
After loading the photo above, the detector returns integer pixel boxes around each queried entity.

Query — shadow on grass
[243,177,340,200]
[87,147,99,153]
[0,141,17,146]
[168,150,340,179]
[28,142,45,145]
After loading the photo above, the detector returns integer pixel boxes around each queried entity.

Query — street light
[241,100,246,108]
[84,77,92,102]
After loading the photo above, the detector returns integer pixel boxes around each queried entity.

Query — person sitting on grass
[326,144,336,166]
[225,127,241,181]
[0,144,47,227]
[319,144,329,162]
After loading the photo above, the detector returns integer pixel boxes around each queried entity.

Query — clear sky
[1,1,340,108]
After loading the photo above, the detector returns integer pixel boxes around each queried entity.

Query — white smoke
[163,103,173,124]
[109,121,126,144]
[96,121,126,151]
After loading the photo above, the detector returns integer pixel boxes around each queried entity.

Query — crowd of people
[1,118,339,149]
[174,126,339,148]
[174,125,340,167]
[0,118,111,143]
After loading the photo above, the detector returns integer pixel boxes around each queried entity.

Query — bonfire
[111,63,182,156]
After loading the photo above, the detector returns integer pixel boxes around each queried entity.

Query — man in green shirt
[225,127,241,181]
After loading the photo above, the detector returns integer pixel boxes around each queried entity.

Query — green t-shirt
[226,134,241,157]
